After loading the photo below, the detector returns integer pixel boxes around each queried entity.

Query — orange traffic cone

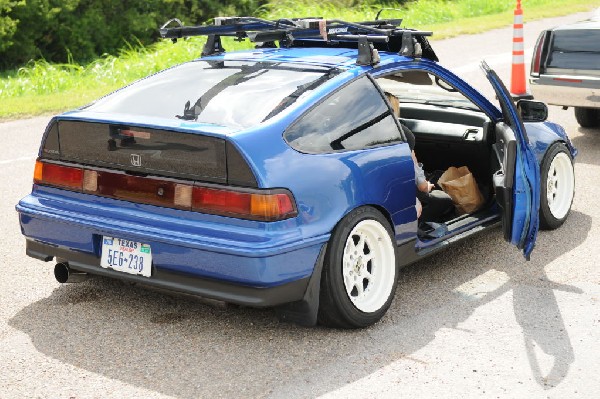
[510,0,532,99]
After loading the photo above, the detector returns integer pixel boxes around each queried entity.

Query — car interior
[376,71,502,240]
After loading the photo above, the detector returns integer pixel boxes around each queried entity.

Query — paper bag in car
[438,166,484,215]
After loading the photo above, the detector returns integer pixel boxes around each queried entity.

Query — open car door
[482,61,540,260]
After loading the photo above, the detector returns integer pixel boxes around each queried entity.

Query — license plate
[100,237,152,277]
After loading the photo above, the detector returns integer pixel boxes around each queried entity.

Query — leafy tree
[0,0,20,53]
[0,0,267,69]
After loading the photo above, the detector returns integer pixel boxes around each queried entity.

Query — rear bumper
[530,75,600,108]
[16,187,329,306]
[26,240,311,307]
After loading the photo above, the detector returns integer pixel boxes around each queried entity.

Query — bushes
[0,0,267,69]
[0,0,19,53]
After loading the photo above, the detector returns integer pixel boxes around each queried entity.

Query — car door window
[284,76,403,153]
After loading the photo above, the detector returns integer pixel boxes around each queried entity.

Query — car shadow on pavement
[8,210,591,399]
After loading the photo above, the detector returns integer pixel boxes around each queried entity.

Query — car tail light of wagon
[531,31,550,77]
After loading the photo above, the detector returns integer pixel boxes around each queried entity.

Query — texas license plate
[100,237,152,277]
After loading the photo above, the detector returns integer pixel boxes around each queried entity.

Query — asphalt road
[2,10,600,399]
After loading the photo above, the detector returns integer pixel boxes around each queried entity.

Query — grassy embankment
[0,0,597,120]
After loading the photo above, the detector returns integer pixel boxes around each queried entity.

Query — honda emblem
[130,154,142,167]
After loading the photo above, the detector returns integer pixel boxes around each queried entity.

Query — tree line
[0,0,269,69]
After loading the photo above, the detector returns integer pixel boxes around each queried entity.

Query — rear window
[85,60,336,130]
[548,28,600,70]
[42,120,258,186]
[552,28,600,53]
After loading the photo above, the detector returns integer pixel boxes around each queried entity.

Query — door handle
[464,128,480,140]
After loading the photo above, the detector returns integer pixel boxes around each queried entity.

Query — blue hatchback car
[16,17,576,328]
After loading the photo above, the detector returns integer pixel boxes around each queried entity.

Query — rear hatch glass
[83,60,338,130]
[549,28,600,70]
[42,120,256,186]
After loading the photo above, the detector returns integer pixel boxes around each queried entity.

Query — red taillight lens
[193,187,251,215]
[34,160,83,190]
[531,32,547,77]
[192,186,296,221]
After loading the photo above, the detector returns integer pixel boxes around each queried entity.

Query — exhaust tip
[54,262,87,283]
[54,262,70,283]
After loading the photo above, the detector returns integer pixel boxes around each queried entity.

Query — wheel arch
[524,121,577,164]
[329,203,398,243]
[348,203,395,231]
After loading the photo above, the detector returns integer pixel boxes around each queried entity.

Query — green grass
[423,1,598,37]
[1,0,598,120]
[0,37,250,118]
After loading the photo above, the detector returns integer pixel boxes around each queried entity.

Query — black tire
[574,107,600,128]
[539,143,575,230]
[318,206,398,329]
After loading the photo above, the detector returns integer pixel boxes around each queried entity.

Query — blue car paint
[525,121,578,163]
[16,47,570,295]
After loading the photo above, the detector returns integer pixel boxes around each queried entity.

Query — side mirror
[517,99,548,122]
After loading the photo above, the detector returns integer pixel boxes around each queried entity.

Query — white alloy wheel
[546,151,574,220]
[342,219,396,313]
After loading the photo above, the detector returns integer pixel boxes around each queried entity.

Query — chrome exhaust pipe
[54,262,88,283]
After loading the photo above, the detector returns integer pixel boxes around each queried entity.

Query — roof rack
[158,16,437,65]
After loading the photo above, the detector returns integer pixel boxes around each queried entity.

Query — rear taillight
[33,160,297,221]
[192,186,296,221]
[34,160,83,190]
[531,31,548,77]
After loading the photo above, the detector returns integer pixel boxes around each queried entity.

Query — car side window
[284,75,403,153]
